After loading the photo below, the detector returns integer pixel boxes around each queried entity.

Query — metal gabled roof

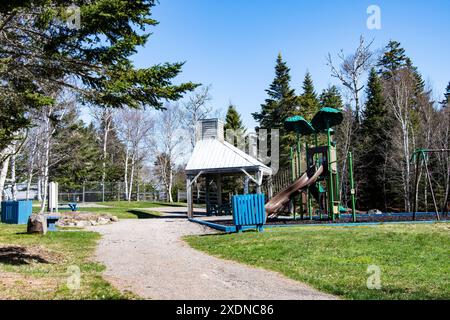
[185,138,272,175]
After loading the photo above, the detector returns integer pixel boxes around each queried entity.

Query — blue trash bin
[1,200,33,224]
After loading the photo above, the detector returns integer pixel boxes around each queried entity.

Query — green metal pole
[296,132,301,176]
[306,140,312,220]
[334,140,341,219]
[327,125,335,221]
[290,146,296,220]
[290,146,295,180]
[296,132,303,219]
[348,151,356,222]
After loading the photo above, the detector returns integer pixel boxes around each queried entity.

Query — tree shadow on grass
[0,246,51,265]
[126,210,189,219]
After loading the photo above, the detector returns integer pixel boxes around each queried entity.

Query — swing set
[411,148,450,221]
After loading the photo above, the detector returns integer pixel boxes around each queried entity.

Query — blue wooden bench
[46,215,60,231]
[58,203,78,212]
[231,194,266,232]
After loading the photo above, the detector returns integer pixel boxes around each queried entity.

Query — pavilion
[185,119,272,218]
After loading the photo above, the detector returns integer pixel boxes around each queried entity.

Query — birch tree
[327,35,374,123]
[92,107,115,202]
[150,105,185,202]
[382,68,417,211]
[181,86,214,149]
[116,109,153,201]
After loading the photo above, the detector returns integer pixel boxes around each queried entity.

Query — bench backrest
[232,194,266,226]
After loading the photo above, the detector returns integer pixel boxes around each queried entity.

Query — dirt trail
[91,210,336,300]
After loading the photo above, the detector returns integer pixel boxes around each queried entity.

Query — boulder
[75,221,90,228]
[27,214,47,235]
[110,216,119,222]
[97,217,110,225]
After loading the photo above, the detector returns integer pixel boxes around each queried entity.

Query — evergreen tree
[0,1,197,151]
[377,40,408,75]
[104,124,127,182]
[298,72,320,121]
[252,53,297,129]
[378,40,425,94]
[358,68,389,210]
[224,104,246,148]
[441,81,450,107]
[319,85,343,109]
[50,110,103,190]
[223,104,246,193]
[224,104,245,132]
[252,53,297,167]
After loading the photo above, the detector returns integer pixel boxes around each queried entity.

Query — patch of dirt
[0,272,58,300]
[0,245,64,265]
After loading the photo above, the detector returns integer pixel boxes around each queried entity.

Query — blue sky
[131,0,450,129]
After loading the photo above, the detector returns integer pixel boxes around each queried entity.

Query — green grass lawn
[185,223,450,300]
[0,223,136,299]
[32,201,187,219]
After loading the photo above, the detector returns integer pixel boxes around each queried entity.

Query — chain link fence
[4,181,166,203]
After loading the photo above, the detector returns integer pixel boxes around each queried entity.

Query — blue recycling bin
[1,200,33,224]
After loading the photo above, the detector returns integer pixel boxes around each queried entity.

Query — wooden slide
[265,165,324,216]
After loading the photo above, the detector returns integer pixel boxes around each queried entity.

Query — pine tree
[298,72,320,121]
[50,110,103,190]
[378,40,425,94]
[252,53,297,167]
[223,104,246,193]
[224,104,245,132]
[358,68,388,210]
[377,40,408,75]
[319,85,343,110]
[441,81,450,107]
[0,1,198,151]
[252,53,297,129]
[224,104,246,148]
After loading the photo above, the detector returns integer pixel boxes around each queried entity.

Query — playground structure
[187,107,449,232]
[264,107,356,222]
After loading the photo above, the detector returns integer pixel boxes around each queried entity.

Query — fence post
[82,181,86,203]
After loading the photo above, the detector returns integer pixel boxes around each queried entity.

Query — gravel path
[90,212,336,300]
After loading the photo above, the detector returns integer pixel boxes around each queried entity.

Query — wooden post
[187,177,193,219]
[244,176,249,194]
[205,175,210,214]
[216,174,222,206]
[268,177,273,199]
[256,171,262,194]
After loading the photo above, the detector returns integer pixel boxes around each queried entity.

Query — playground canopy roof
[284,115,315,135]
[185,138,272,176]
[311,107,343,131]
